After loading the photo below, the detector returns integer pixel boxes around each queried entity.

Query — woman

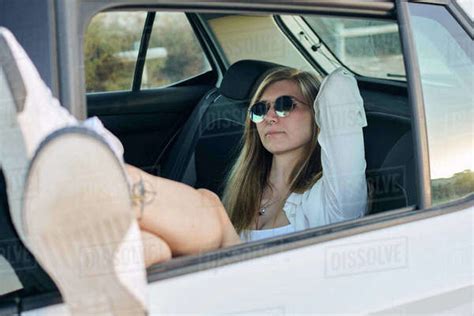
[223,67,368,241]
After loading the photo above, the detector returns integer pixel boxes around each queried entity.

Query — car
[0,0,472,314]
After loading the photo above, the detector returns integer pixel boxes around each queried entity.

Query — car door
[0,0,472,315]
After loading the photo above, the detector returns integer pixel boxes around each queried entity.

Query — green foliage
[84,12,208,92]
[432,169,474,204]
[144,13,208,88]
[84,13,144,92]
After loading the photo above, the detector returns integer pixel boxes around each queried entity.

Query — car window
[82,10,419,242]
[408,3,473,205]
[80,9,420,253]
[204,14,315,73]
[300,15,406,81]
[142,12,211,89]
[0,249,22,295]
[84,12,211,92]
[84,12,146,92]
[456,0,473,19]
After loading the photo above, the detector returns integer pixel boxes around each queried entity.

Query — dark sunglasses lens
[275,96,294,117]
[249,101,267,123]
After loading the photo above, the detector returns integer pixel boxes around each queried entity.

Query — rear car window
[302,15,406,81]
[84,12,211,92]
[204,14,315,72]
[142,12,211,89]
[84,12,145,92]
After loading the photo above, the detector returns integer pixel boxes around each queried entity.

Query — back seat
[160,59,284,196]
[367,130,416,213]
[160,60,416,208]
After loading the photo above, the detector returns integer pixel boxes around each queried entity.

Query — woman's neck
[268,149,303,189]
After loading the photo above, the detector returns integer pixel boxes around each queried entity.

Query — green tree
[145,13,208,87]
[84,13,145,92]
[84,12,207,91]
[453,169,474,196]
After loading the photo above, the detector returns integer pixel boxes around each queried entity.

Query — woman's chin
[263,142,310,157]
[263,145,291,156]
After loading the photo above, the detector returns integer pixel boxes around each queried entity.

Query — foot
[0,27,76,238]
[22,127,147,315]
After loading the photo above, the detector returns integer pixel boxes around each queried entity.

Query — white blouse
[242,68,368,242]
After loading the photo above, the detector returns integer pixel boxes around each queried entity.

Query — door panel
[24,205,473,314]
[144,207,473,314]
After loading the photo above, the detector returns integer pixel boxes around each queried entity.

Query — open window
[81,6,419,250]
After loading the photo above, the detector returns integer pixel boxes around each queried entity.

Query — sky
[456,0,473,19]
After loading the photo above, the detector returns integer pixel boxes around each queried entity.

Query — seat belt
[166,88,220,180]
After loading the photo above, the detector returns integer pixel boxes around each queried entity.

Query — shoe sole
[0,29,29,237]
[23,127,146,315]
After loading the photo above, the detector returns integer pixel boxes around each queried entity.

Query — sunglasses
[248,95,306,124]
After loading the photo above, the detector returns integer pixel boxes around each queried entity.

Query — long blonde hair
[222,67,322,233]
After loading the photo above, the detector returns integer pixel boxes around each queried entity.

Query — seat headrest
[219,59,284,100]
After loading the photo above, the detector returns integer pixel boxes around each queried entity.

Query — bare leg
[141,231,171,267]
[126,165,241,257]
[196,188,242,248]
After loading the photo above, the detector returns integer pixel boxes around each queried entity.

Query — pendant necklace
[258,198,279,216]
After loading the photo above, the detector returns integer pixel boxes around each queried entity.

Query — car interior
[87,12,416,213]
[0,9,417,301]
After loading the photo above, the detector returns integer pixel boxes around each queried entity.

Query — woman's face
[255,80,314,156]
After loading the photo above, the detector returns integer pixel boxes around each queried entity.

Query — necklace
[258,198,279,216]
[255,188,290,229]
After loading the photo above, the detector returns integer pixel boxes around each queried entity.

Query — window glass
[206,15,314,72]
[456,0,473,20]
[303,16,405,80]
[142,13,211,89]
[0,253,22,295]
[84,12,146,92]
[409,4,474,205]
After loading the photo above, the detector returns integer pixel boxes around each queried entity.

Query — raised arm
[309,68,368,224]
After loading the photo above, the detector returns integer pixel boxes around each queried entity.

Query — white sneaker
[23,127,147,315]
[0,27,125,238]
[0,27,76,238]
[1,27,147,314]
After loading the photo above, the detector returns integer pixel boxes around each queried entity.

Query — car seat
[367,130,417,213]
[160,59,285,196]
[161,60,417,211]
